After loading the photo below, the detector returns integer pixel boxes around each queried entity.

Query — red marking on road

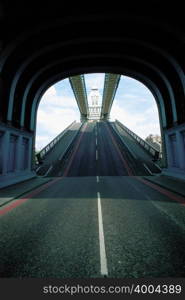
[0,123,88,216]
[0,177,61,216]
[105,123,133,176]
[63,122,88,177]
[0,198,28,216]
[136,177,185,205]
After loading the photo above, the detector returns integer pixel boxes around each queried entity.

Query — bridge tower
[88,87,101,120]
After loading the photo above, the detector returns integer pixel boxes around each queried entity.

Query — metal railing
[37,121,85,176]
[36,121,76,162]
[115,120,160,159]
[57,122,84,162]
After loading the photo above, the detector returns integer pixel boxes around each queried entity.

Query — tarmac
[0,174,185,208]
[0,176,52,207]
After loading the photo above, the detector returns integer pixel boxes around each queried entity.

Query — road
[0,121,185,277]
[42,120,159,177]
[60,121,134,177]
[0,175,185,277]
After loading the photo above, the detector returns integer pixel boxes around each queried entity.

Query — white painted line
[143,163,153,175]
[134,186,140,193]
[96,150,98,160]
[96,176,100,183]
[59,149,67,160]
[115,127,137,159]
[97,192,108,276]
[36,166,42,172]
[123,142,137,159]
[59,153,63,161]
[154,163,162,171]
[45,165,53,176]
[145,193,185,230]
[128,181,140,193]
[96,138,98,146]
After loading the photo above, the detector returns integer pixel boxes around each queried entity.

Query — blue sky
[35,73,161,150]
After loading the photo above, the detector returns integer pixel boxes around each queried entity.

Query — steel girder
[69,75,88,120]
[101,74,121,119]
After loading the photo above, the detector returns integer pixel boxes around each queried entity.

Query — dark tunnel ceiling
[0,1,185,131]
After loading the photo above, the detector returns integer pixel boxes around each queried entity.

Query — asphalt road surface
[0,175,185,278]
[60,121,138,177]
[0,121,185,278]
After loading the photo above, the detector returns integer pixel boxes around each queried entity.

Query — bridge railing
[115,119,160,159]
[36,121,76,162]
[36,122,84,176]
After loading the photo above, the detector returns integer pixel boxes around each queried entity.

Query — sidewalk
[0,177,52,207]
[143,175,185,197]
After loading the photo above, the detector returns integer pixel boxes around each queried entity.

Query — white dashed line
[96,138,98,146]
[143,163,153,175]
[154,163,162,171]
[36,166,42,172]
[45,165,53,176]
[96,150,98,160]
[97,192,108,276]
[128,181,140,193]
[96,176,100,183]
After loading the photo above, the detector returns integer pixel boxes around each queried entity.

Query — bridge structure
[87,86,102,120]
[34,118,161,178]
[1,2,185,280]
[101,74,121,120]
[69,75,88,122]
[1,117,185,279]
[0,3,184,189]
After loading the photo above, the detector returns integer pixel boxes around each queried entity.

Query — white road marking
[96,176,100,183]
[36,166,42,172]
[96,138,98,146]
[154,163,162,171]
[145,194,185,230]
[143,163,153,175]
[96,150,98,160]
[45,165,53,176]
[134,186,140,193]
[97,192,108,276]
[122,140,137,159]
[128,181,140,193]
[145,195,151,201]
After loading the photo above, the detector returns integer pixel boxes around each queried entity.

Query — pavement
[143,175,185,198]
[0,177,52,207]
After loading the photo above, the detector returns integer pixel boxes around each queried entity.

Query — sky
[35,73,161,150]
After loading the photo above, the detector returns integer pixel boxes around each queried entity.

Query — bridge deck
[1,121,185,278]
